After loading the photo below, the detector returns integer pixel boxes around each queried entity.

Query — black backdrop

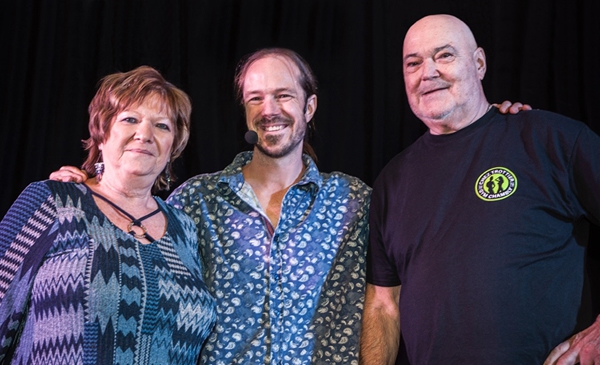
[1,0,599,280]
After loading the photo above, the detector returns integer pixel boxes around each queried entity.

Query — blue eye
[156,123,171,131]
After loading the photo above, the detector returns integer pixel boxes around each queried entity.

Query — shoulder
[0,182,83,247]
[373,141,422,187]
[158,197,194,223]
[18,180,54,198]
[172,171,224,193]
[491,110,596,152]
[322,171,370,190]
[497,109,587,133]
[167,171,223,206]
[14,180,87,207]
[318,171,372,205]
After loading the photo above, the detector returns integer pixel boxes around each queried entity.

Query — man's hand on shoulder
[544,315,600,365]
[49,166,89,183]
[493,100,533,114]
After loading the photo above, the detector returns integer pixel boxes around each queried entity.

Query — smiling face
[242,55,316,159]
[99,94,174,183]
[403,15,488,134]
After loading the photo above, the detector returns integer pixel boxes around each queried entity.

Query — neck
[427,101,491,135]
[243,148,305,191]
[86,177,154,207]
[242,149,306,228]
[86,178,163,243]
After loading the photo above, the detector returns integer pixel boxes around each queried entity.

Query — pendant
[127,222,149,239]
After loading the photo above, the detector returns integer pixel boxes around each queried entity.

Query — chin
[419,107,453,121]
[125,167,160,178]
[256,141,301,159]
[257,147,290,159]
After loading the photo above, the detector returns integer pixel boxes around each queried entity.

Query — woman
[0,66,215,364]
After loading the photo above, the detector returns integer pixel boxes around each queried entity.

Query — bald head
[402,14,489,134]
[404,15,478,58]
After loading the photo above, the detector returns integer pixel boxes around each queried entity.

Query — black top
[368,109,600,364]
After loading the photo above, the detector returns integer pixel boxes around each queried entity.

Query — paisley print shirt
[167,152,371,365]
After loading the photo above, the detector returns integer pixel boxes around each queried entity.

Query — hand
[49,166,89,183]
[493,100,533,114]
[544,316,600,365]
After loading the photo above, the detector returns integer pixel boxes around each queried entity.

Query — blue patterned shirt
[0,181,216,365]
[167,152,371,365]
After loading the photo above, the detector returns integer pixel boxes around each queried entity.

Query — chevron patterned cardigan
[0,181,216,365]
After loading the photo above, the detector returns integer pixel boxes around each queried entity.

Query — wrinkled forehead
[403,15,476,56]
[243,55,302,94]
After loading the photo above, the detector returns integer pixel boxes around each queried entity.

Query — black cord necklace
[91,190,162,242]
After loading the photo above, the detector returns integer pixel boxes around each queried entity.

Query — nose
[134,120,154,142]
[421,58,439,80]
[261,96,281,116]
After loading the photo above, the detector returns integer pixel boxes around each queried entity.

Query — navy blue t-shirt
[368,108,600,364]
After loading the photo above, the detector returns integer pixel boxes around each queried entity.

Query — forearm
[359,285,401,365]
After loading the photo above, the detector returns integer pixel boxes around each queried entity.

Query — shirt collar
[217,151,323,193]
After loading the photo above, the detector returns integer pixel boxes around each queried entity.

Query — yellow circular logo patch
[475,167,517,201]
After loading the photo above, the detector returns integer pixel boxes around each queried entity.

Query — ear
[304,94,317,122]
[474,47,487,80]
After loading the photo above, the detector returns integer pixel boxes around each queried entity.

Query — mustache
[419,83,451,95]
[254,115,293,126]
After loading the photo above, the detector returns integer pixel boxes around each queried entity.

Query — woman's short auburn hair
[82,66,192,191]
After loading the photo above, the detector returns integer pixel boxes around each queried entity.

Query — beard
[253,115,306,159]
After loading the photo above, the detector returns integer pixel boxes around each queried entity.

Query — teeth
[265,125,285,132]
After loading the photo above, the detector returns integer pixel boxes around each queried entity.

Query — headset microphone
[245,130,258,144]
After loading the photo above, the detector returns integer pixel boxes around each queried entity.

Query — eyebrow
[404,43,454,62]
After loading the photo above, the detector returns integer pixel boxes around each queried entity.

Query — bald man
[361,14,600,365]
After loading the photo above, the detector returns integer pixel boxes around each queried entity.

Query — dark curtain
[1,0,599,306]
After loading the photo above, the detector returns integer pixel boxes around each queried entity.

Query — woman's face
[99,94,174,183]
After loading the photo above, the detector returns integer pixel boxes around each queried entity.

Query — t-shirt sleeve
[366,175,402,287]
[571,125,600,225]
